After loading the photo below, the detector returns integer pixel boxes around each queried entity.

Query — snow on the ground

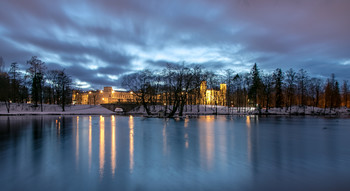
[128,105,350,116]
[0,103,115,115]
[1,103,349,116]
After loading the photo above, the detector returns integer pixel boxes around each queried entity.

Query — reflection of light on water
[246,116,252,162]
[129,115,134,172]
[89,116,92,171]
[99,116,105,177]
[185,133,189,149]
[199,115,215,169]
[163,121,167,154]
[184,118,190,149]
[76,116,79,166]
[246,115,251,128]
[184,118,189,128]
[111,115,116,176]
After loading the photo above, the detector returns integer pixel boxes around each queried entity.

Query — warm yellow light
[100,90,103,93]
[102,98,105,100]
[89,91,92,94]
[112,90,115,93]
[130,91,133,94]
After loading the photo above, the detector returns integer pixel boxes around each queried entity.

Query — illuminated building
[72,82,227,106]
[200,81,227,106]
[72,87,135,105]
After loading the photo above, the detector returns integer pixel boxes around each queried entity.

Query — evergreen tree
[9,62,21,103]
[273,68,284,108]
[248,63,261,106]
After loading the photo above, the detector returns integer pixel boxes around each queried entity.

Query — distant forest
[122,63,349,116]
[1,55,349,116]
[0,56,72,113]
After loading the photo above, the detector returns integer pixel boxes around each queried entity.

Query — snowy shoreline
[0,103,115,115]
[1,103,349,117]
[127,105,350,117]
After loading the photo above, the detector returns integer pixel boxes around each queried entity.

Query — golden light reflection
[246,116,252,162]
[76,116,79,166]
[89,116,92,171]
[129,115,134,172]
[163,121,167,154]
[199,115,215,169]
[185,133,189,149]
[184,118,189,128]
[111,116,116,176]
[99,116,105,177]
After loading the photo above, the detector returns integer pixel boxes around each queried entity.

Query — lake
[0,115,350,191]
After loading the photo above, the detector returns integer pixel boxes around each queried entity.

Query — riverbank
[127,105,350,116]
[1,103,349,116]
[0,103,115,115]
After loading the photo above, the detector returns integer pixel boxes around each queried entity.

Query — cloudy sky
[1,0,349,89]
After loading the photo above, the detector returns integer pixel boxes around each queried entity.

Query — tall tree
[0,56,4,73]
[0,65,11,113]
[57,70,72,111]
[342,80,349,107]
[26,56,46,109]
[9,62,21,103]
[309,77,322,110]
[261,73,273,112]
[248,63,261,106]
[273,68,284,108]
[223,69,234,112]
[296,69,309,108]
[285,68,297,112]
[122,69,155,115]
[324,74,341,111]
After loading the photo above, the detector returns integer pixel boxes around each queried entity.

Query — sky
[1,0,350,90]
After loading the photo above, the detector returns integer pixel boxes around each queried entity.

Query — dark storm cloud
[1,0,350,88]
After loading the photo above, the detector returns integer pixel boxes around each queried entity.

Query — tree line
[122,63,349,117]
[0,56,72,113]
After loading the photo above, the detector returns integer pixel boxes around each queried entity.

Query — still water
[0,115,350,191]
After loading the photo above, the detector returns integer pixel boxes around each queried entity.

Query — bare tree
[285,68,297,113]
[122,69,155,115]
[296,69,309,111]
[261,73,273,112]
[309,77,323,112]
[26,56,46,110]
[57,69,72,111]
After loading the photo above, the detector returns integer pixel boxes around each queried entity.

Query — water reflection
[199,116,215,170]
[99,116,105,177]
[163,120,168,154]
[76,116,79,166]
[1,115,350,190]
[89,116,92,171]
[111,115,116,176]
[246,115,252,162]
[129,115,134,172]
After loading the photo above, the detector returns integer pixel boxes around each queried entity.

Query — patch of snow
[0,103,114,115]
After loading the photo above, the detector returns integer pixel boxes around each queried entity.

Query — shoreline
[1,103,349,117]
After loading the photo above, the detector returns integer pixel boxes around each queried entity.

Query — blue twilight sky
[1,0,350,90]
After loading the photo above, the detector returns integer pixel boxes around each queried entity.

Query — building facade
[72,82,227,106]
[200,81,227,106]
[72,87,135,105]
